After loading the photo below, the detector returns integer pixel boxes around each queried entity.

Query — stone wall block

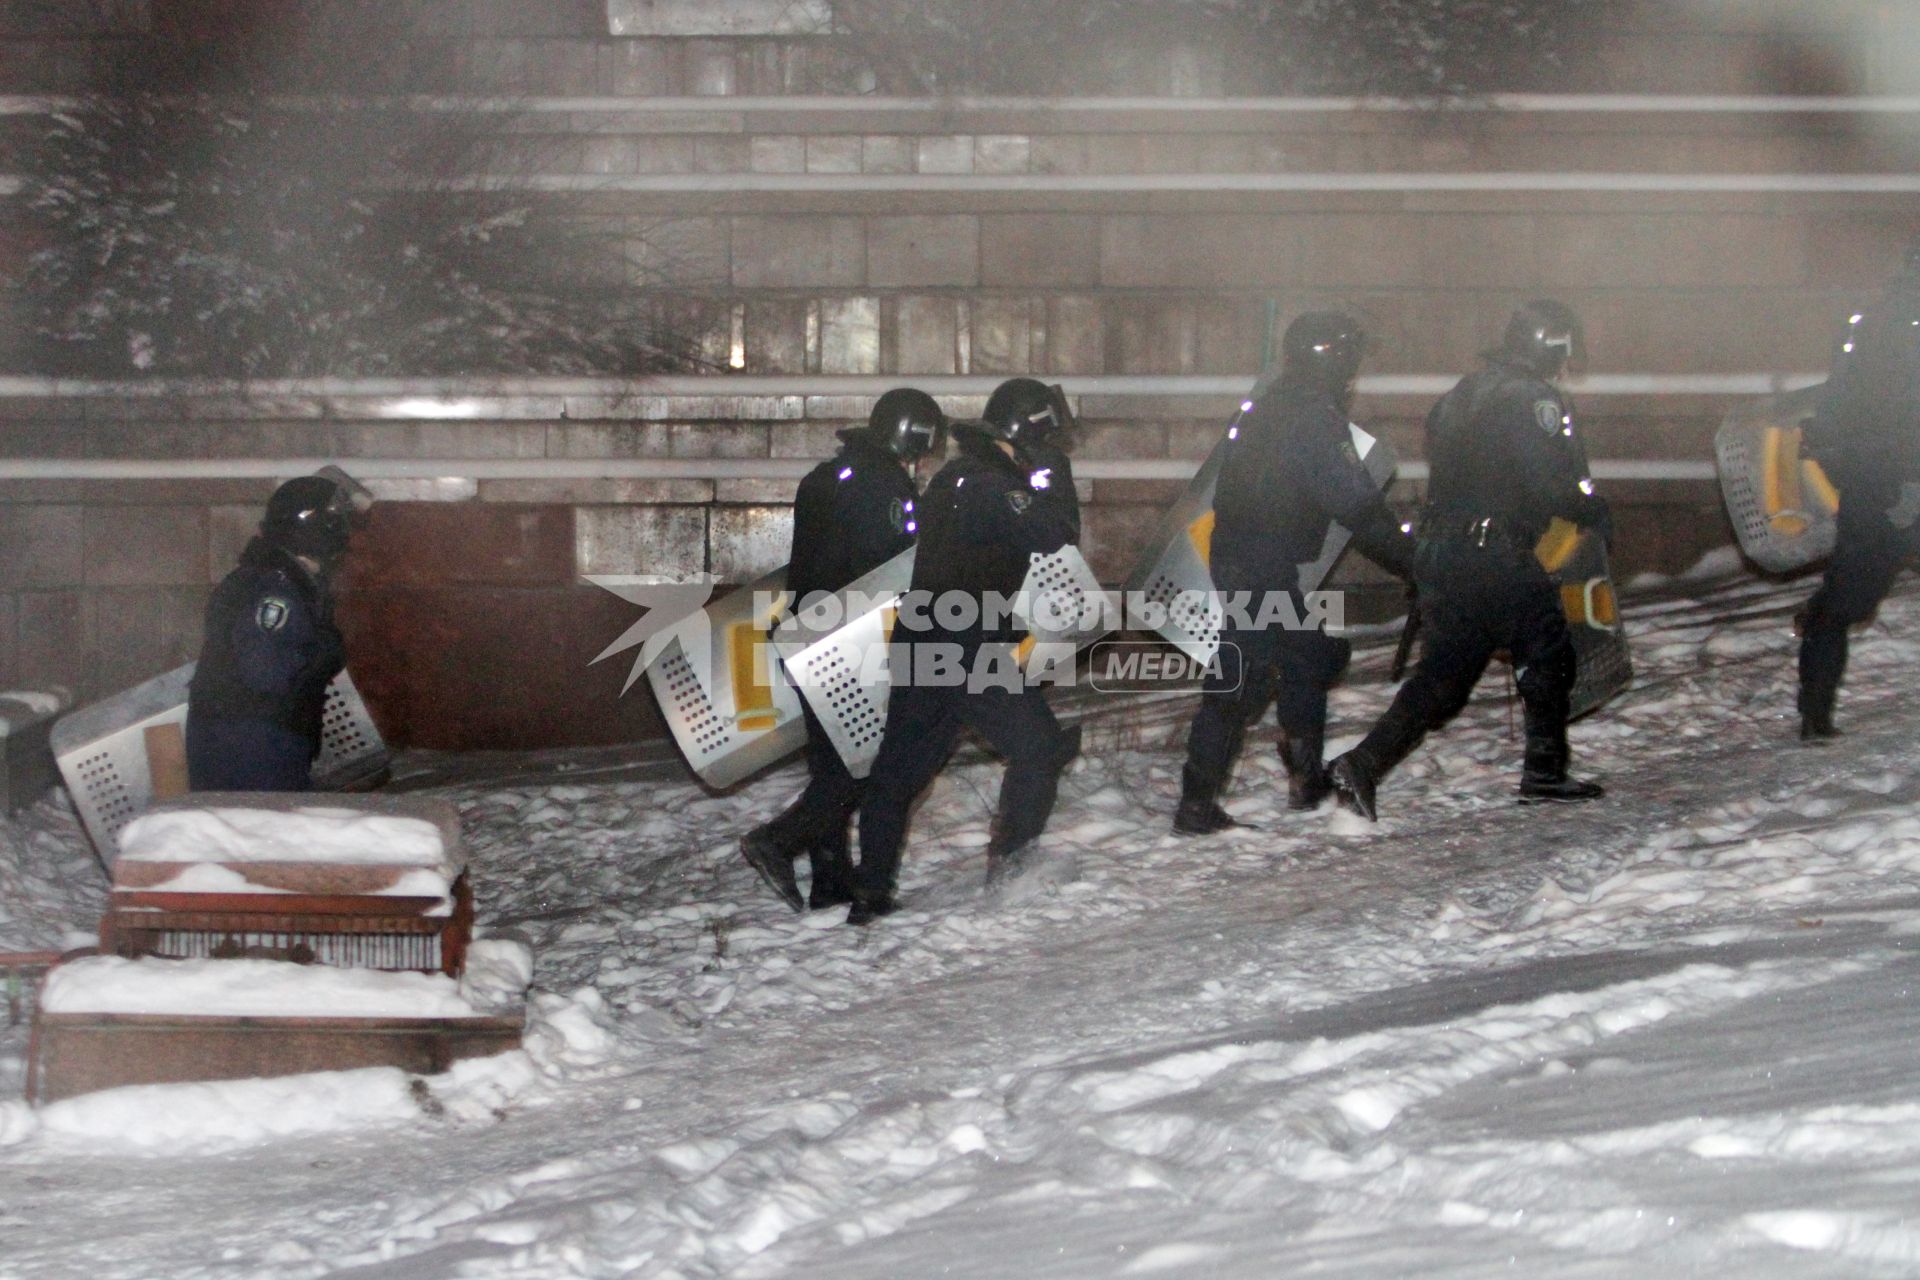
[715,478,800,504]
[478,479,715,505]
[88,586,206,698]
[0,505,84,589]
[1100,216,1296,289]
[970,297,1035,375]
[207,504,262,584]
[330,422,548,460]
[862,136,913,173]
[915,135,974,174]
[750,135,806,173]
[710,506,795,582]
[576,506,708,579]
[1030,134,1090,175]
[974,135,1030,174]
[1115,300,1200,375]
[1047,296,1106,375]
[669,422,771,459]
[0,593,16,687]
[547,421,674,457]
[894,296,961,375]
[695,136,751,172]
[600,39,672,94]
[731,217,865,287]
[579,135,640,175]
[806,136,863,174]
[817,297,882,374]
[15,591,88,697]
[744,298,811,373]
[773,421,851,459]
[867,216,979,288]
[83,505,207,587]
[981,215,1101,288]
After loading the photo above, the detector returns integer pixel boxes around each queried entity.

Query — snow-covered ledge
[606,0,832,38]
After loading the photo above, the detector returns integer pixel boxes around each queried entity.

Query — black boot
[846,893,899,926]
[1329,696,1429,822]
[1172,764,1239,836]
[1798,612,1847,743]
[1328,751,1380,821]
[1280,731,1330,811]
[740,827,805,912]
[806,839,855,911]
[1517,704,1603,804]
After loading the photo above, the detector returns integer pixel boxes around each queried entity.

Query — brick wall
[0,3,1914,748]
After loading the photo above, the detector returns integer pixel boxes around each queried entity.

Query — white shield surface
[50,664,389,863]
[1715,386,1835,573]
[643,568,806,790]
[773,545,1112,778]
[1124,418,1398,664]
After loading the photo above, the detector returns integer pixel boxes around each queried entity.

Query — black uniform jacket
[787,432,920,608]
[906,431,1078,645]
[1424,359,1604,547]
[1212,380,1410,587]
[188,538,344,744]
[1805,280,1920,515]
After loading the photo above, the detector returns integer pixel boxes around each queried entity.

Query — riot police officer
[983,377,1081,535]
[740,388,948,911]
[1174,311,1413,834]
[1330,300,1610,819]
[848,404,1081,924]
[186,474,357,792]
[1798,243,1920,739]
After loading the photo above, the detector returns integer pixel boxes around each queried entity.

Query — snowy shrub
[13,1,705,378]
[828,0,1623,96]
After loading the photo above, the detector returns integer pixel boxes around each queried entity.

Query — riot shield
[772,546,1111,778]
[1124,418,1398,664]
[1714,386,1834,573]
[1535,519,1632,718]
[643,568,806,790]
[50,665,389,862]
[769,550,913,780]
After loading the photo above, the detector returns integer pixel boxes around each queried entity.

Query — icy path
[8,566,1920,1277]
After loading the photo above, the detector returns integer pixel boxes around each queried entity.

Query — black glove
[1349,506,1416,582]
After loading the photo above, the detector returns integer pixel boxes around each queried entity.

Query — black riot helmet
[1279,312,1369,401]
[863,387,948,461]
[982,377,1076,449]
[260,475,353,565]
[1496,299,1585,379]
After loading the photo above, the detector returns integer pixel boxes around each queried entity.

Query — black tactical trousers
[1350,537,1577,778]
[1799,503,1920,724]
[1183,590,1351,797]
[855,642,1067,900]
[757,700,861,870]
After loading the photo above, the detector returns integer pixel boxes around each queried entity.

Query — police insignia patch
[888,498,908,532]
[1534,400,1564,433]
[256,597,290,632]
[1006,490,1033,514]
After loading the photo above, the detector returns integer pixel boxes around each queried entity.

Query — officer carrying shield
[1174,311,1414,833]
[1797,242,1920,740]
[983,377,1080,535]
[1330,300,1610,819]
[740,388,948,911]
[186,474,360,792]
[848,393,1082,924]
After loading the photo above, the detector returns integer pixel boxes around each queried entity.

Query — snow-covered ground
[7,559,1920,1278]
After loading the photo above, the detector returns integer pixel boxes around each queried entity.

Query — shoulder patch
[256,596,290,633]
[888,497,909,532]
[1006,490,1033,515]
[1533,399,1565,433]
